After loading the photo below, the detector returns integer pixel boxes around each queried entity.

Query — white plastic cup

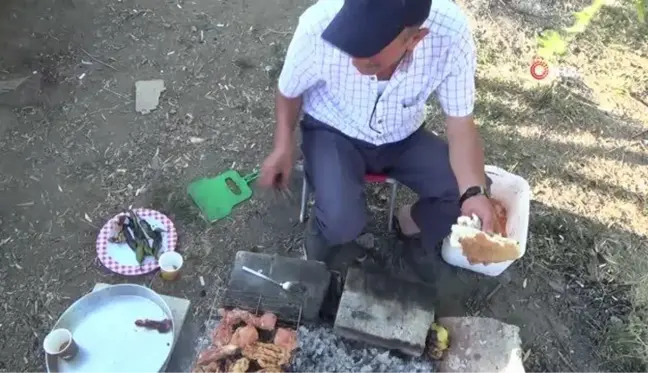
[43,328,78,360]
[159,251,183,281]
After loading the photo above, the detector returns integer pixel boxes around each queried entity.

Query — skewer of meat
[230,324,259,348]
[218,308,277,330]
[273,328,298,351]
[211,308,251,346]
[196,345,239,365]
[211,319,234,347]
[254,312,277,330]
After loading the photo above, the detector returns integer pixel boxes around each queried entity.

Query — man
[259,0,497,281]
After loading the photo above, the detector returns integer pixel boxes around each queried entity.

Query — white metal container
[45,284,175,373]
[441,165,532,277]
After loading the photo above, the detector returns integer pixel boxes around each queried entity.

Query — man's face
[352,27,429,76]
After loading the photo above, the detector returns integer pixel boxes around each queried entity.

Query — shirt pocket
[394,97,424,125]
[400,95,423,109]
[398,71,440,108]
[398,82,428,108]
[399,89,428,112]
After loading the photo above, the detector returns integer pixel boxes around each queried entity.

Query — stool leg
[299,175,308,223]
[387,182,398,232]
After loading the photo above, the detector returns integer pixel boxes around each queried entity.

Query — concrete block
[437,317,525,373]
[135,79,165,114]
[224,251,330,321]
[334,266,436,356]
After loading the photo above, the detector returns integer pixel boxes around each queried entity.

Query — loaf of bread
[449,214,521,265]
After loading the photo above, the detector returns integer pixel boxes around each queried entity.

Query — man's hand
[260,88,303,190]
[461,195,499,234]
[259,146,294,189]
[445,115,500,233]
[445,115,494,232]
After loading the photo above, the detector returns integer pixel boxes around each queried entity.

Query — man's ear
[407,28,429,50]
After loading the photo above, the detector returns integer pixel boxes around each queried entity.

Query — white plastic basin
[441,165,532,277]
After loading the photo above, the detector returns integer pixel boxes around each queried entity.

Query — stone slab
[437,316,525,373]
[333,266,436,356]
[135,79,165,114]
[224,251,331,322]
[93,283,191,372]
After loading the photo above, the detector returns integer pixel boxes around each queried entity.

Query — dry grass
[456,0,648,369]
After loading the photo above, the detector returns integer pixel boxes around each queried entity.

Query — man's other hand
[259,147,294,190]
[461,194,499,234]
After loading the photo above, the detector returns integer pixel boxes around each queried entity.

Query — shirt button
[377,119,383,124]
[370,77,376,81]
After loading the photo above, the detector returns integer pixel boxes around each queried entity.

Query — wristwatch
[459,185,490,207]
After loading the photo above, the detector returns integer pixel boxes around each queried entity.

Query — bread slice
[449,214,521,265]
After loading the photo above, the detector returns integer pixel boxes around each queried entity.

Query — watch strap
[459,185,488,206]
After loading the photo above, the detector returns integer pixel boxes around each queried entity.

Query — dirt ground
[0,0,646,371]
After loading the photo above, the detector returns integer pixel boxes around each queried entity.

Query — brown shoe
[395,204,421,237]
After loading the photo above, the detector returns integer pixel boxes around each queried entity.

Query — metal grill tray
[45,284,175,373]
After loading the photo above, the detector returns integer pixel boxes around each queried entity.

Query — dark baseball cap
[322,0,432,58]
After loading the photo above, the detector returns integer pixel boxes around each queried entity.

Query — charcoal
[291,325,435,372]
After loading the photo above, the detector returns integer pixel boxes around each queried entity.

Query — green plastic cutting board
[187,169,257,223]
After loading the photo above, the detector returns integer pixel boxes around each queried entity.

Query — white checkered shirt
[277,0,477,146]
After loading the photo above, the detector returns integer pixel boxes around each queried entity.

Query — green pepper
[128,211,147,241]
[123,227,137,252]
[143,240,154,256]
[134,234,152,257]
[152,229,163,259]
[139,219,155,239]
[135,243,145,264]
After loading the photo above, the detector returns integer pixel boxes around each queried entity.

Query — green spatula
[187,169,259,223]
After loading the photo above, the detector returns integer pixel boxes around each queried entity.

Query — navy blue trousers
[301,114,462,251]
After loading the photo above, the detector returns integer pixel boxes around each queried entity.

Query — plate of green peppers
[96,208,178,275]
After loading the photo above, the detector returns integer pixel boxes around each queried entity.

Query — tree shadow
[418,72,647,370]
[470,78,646,219]
[474,77,647,143]
[515,201,646,372]
[423,77,646,224]
[578,5,648,52]
[0,0,125,78]
[359,187,647,371]
[465,0,648,52]
[376,199,646,371]
[473,78,646,370]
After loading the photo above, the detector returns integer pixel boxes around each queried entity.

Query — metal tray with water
[45,284,175,373]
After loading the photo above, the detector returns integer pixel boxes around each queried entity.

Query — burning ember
[193,308,298,373]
